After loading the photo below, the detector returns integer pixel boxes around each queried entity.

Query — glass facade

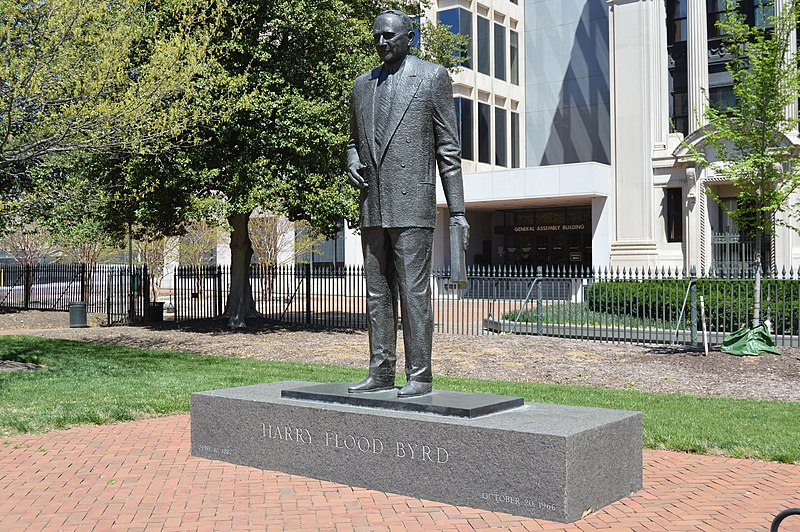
[477,16,490,75]
[496,207,593,268]
[437,8,472,69]
[454,97,474,161]
[478,102,491,163]
[494,22,506,81]
[495,108,507,167]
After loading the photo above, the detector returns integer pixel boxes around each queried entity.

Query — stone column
[775,0,799,123]
[607,0,661,268]
[687,0,708,134]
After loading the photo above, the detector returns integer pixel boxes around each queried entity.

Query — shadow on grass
[1,347,42,365]
[139,316,366,336]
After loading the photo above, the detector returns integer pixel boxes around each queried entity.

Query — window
[454,97,474,161]
[494,23,506,81]
[510,111,520,168]
[671,91,688,135]
[297,227,345,268]
[495,108,507,167]
[718,198,737,232]
[410,16,421,48]
[707,0,730,39]
[754,0,775,28]
[709,85,736,111]
[477,16,490,75]
[437,8,472,69]
[667,0,687,44]
[509,30,519,85]
[666,188,683,242]
[478,102,491,163]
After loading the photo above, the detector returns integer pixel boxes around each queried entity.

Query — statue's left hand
[449,215,470,250]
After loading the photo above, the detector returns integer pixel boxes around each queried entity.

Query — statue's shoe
[397,380,432,398]
[347,376,395,393]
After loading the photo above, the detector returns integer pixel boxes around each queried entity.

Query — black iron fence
[169,263,800,347]
[0,263,148,324]
[5,262,799,347]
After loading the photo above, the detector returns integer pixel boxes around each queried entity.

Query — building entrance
[495,206,592,268]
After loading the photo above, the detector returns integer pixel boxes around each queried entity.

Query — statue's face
[373,14,412,65]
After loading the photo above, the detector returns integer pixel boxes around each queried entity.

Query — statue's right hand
[348,162,368,190]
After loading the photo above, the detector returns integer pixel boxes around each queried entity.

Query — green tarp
[721,324,781,356]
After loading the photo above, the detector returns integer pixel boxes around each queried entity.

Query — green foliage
[413,19,470,73]
[1,335,799,463]
[683,0,800,268]
[0,0,227,173]
[585,279,693,324]
[582,277,800,335]
[505,302,671,329]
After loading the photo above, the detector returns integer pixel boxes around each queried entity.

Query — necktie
[374,69,395,149]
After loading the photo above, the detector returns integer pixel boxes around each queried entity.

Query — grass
[1,335,798,463]
[504,303,683,329]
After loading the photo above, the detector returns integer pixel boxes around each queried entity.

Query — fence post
[80,263,87,303]
[143,265,151,308]
[23,264,30,309]
[536,266,543,336]
[216,266,223,317]
[173,267,179,322]
[305,263,312,324]
[690,266,698,346]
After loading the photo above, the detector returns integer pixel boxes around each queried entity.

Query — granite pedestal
[190,381,642,523]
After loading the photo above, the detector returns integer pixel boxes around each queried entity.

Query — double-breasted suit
[347,54,465,385]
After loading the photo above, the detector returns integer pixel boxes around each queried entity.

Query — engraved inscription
[255,424,451,465]
[481,492,555,511]
[262,423,312,444]
[325,431,384,454]
[198,444,232,456]
[396,441,449,463]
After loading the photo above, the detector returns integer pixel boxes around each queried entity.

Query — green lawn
[1,335,798,463]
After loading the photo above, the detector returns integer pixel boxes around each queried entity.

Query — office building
[335,0,800,272]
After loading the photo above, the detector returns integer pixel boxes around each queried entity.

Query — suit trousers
[361,226,434,383]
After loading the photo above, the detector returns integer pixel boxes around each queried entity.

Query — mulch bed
[1,311,799,402]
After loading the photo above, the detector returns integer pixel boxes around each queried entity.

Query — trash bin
[68,301,88,328]
[144,302,165,323]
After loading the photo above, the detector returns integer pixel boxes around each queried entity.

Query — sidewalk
[1,416,799,531]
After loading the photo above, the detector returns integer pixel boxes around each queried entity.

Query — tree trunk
[226,211,258,328]
[753,235,763,328]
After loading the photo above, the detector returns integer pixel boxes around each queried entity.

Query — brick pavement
[1,415,799,531]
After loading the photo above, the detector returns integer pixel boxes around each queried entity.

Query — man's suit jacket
[347,55,465,229]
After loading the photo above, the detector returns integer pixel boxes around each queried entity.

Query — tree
[0,0,227,178]
[0,223,53,267]
[686,0,800,272]
[168,0,376,328]
[93,1,468,328]
[683,0,800,326]
[179,220,223,268]
[133,236,178,303]
[0,222,53,307]
[189,1,471,328]
[249,214,320,267]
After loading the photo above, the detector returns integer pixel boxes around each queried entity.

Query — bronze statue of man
[346,9,469,398]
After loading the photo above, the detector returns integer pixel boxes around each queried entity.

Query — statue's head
[373,10,414,65]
